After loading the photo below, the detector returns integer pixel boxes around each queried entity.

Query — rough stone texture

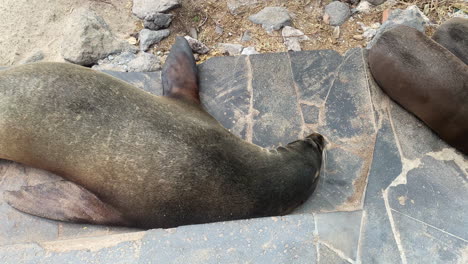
[241,46,259,55]
[139,29,170,51]
[356,1,372,13]
[282,26,310,51]
[241,30,252,42]
[92,51,161,72]
[19,50,44,64]
[143,13,173,30]
[367,5,430,48]
[227,0,261,15]
[184,36,209,54]
[132,0,181,19]
[324,2,351,26]
[249,7,292,32]
[218,43,244,56]
[1,48,467,263]
[367,0,387,5]
[61,8,135,66]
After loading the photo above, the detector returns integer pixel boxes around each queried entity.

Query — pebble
[353,34,364,40]
[241,46,259,55]
[143,13,173,30]
[332,26,340,39]
[139,29,170,51]
[227,0,260,15]
[215,25,224,35]
[132,0,181,19]
[241,30,252,42]
[356,1,372,14]
[249,7,292,32]
[184,36,210,54]
[367,0,387,6]
[189,28,198,39]
[218,43,243,56]
[282,26,309,51]
[324,2,351,26]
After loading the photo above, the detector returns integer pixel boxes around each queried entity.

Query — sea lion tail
[162,36,200,104]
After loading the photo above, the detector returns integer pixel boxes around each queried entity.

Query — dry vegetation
[141,0,465,61]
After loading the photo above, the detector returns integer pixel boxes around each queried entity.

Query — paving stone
[315,210,362,261]
[319,243,349,264]
[388,156,468,239]
[198,56,250,138]
[249,52,302,148]
[392,211,468,264]
[139,215,317,263]
[289,50,342,105]
[359,117,403,264]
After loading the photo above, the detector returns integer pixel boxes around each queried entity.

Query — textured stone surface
[132,0,181,19]
[324,2,351,26]
[249,7,292,32]
[139,29,170,51]
[1,48,467,263]
[61,8,134,66]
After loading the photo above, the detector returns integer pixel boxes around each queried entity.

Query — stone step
[1,49,466,263]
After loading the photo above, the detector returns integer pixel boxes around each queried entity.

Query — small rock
[241,46,259,55]
[127,52,161,72]
[332,26,340,39]
[356,1,372,13]
[324,2,351,26]
[127,37,138,45]
[367,5,430,48]
[249,7,292,32]
[19,50,44,64]
[193,53,200,61]
[189,28,198,39]
[227,0,260,15]
[282,26,309,51]
[143,13,173,30]
[139,29,170,51]
[323,13,330,24]
[382,9,391,23]
[367,0,387,6]
[61,8,135,66]
[92,51,161,72]
[184,36,210,54]
[215,25,224,35]
[241,30,252,42]
[353,34,364,40]
[132,0,181,19]
[218,43,243,56]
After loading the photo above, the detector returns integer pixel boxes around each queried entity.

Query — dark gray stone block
[199,56,251,139]
[289,50,342,106]
[319,244,349,264]
[249,53,303,148]
[359,117,403,264]
[388,156,468,239]
[392,211,468,264]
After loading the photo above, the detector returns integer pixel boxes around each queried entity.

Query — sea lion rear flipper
[162,36,200,104]
[4,181,130,226]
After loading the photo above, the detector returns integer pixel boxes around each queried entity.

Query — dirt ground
[0,0,465,66]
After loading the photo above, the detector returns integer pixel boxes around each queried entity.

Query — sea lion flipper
[4,181,130,226]
[162,36,200,104]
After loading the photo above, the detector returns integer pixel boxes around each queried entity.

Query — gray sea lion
[432,17,468,65]
[368,26,468,154]
[0,37,325,229]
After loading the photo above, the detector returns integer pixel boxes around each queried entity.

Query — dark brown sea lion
[368,26,468,154]
[432,17,468,65]
[0,37,325,229]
